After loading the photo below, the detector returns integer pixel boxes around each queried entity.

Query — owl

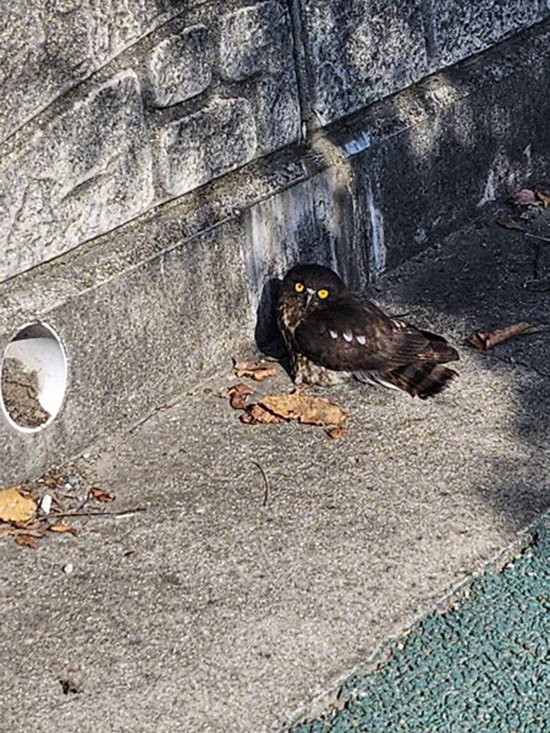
[277,263,459,398]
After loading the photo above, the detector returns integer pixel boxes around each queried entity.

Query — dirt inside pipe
[1,357,51,428]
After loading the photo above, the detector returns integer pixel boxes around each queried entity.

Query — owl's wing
[294,297,458,372]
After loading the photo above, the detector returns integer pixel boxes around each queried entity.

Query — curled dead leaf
[509,188,540,208]
[40,474,60,489]
[233,358,265,372]
[497,218,524,231]
[240,403,286,424]
[235,367,278,382]
[468,322,541,351]
[220,382,254,410]
[0,487,37,524]
[535,189,550,209]
[0,524,45,540]
[325,426,349,440]
[90,487,115,503]
[233,358,278,382]
[260,393,347,427]
[49,522,78,535]
[15,534,38,549]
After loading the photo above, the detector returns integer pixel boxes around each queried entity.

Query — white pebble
[39,494,52,514]
[62,563,74,575]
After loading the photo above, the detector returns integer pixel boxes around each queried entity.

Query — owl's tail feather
[419,330,460,363]
[385,362,458,399]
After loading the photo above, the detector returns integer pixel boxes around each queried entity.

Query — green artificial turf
[291,525,550,733]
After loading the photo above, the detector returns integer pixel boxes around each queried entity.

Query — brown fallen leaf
[235,366,278,382]
[233,358,278,382]
[240,403,286,424]
[40,474,60,489]
[49,522,78,535]
[15,534,38,549]
[260,393,347,427]
[497,218,524,231]
[0,487,37,524]
[325,426,349,440]
[90,487,115,503]
[535,189,550,209]
[233,358,265,372]
[468,322,541,351]
[509,188,540,208]
[220,382,254,410]
[0,525,45,540]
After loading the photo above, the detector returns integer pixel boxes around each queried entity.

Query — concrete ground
[1,206,549,732]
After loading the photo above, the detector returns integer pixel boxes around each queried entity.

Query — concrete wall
[2,1,550,481]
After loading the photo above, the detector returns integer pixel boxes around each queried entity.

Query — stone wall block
[253,66,301,155]
[0,71,153,282]
[428,1,542,67]
[159,97,257,196]
[219,1,286,81]
[218,1,301,152]
[148,24,212,107]
[301,0,428,128]
[0,0,179,143]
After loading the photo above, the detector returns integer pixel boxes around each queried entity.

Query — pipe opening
[0,323,67,433]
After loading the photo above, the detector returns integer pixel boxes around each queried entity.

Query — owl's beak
[305,288,315,309]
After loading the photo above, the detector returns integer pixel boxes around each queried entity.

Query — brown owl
[277,263,459,398]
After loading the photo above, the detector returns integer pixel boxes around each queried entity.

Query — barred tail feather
[387,362,458,399]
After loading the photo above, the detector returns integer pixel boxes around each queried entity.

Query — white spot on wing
[356,334,366,345]
[343,331,353,342]
[329,330,338,340]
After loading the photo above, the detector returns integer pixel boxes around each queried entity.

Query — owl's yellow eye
[294,282,305,293]
[317,288,330,299]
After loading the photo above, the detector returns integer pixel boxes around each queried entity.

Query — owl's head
[280,263,346,310]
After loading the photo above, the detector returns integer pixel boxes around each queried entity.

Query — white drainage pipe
[0,322,68,433]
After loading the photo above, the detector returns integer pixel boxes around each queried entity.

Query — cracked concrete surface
[1,214,549,732]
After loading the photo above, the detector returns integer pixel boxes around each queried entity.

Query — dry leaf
[509,188,540,208]
[260,393,347,426]
[0,487,37,524]
[235,366,278,382]
[325,426,349,440]
[90,487,115,503]
[468,322,541,351]
[497,218,524,231]
[15,534,38,549]
[233,358,265,372]
[221,382,254,410]
[233,358,278,382]
[49,522,78,535]
[535,189,550,209]
[240,403,286,424]
[40,474,60,488]
[0,525,44,540]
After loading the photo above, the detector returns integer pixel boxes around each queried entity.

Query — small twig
[251,461,271,507]
[524,232,550,245]
[38,507,147,521]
